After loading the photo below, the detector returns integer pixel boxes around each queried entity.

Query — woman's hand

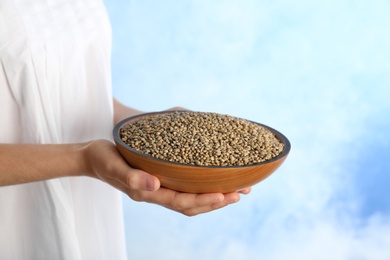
[83,140,250,216]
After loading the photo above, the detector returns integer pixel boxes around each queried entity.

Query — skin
[0,98,250,216]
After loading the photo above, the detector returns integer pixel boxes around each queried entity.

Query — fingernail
[146,177,158,191]
[213,194,225,203]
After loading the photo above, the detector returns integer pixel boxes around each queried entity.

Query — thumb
[125,168,160,191]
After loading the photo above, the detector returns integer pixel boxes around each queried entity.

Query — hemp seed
[120,111,284,166]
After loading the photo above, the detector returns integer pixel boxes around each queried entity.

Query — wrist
[76,141,96,178]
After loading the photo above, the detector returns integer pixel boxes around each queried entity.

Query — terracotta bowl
[113,111,291,193]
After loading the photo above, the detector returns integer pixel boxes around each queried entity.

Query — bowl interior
[113,111,290,193]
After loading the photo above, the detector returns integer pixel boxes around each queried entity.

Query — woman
[0,0,250,259]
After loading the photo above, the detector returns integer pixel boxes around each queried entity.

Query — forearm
[113,98,144,125]
[0,143,89,186]
[113,98,186,125]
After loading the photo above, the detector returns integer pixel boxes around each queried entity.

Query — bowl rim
[113,111,291,169]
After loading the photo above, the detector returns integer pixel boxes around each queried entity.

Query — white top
[0,0,127,259]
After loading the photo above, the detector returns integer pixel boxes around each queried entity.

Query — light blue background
[105,1,390,259]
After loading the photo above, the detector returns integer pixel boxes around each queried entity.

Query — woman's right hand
[83,140,249,216]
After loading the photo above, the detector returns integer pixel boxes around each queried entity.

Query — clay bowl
[113,111,290,193]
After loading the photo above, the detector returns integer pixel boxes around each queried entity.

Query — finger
[141,189,244,216]
[139,188,225,210]
[103,174,134,195]
[182,192,240,216]
[103,173,161,203]
[124,169,160,191]
[107,166,160,192]
[180,193,242,216]
[171,192,225,210]
[238,187,251,195]
[180,200,230,216]
[147,188,224,208]
[165,106,188,111]
[223,192,241,203]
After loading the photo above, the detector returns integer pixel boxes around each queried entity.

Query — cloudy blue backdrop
[104,1,390,259]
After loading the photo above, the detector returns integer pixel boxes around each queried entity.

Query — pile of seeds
[120,111,284,166]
